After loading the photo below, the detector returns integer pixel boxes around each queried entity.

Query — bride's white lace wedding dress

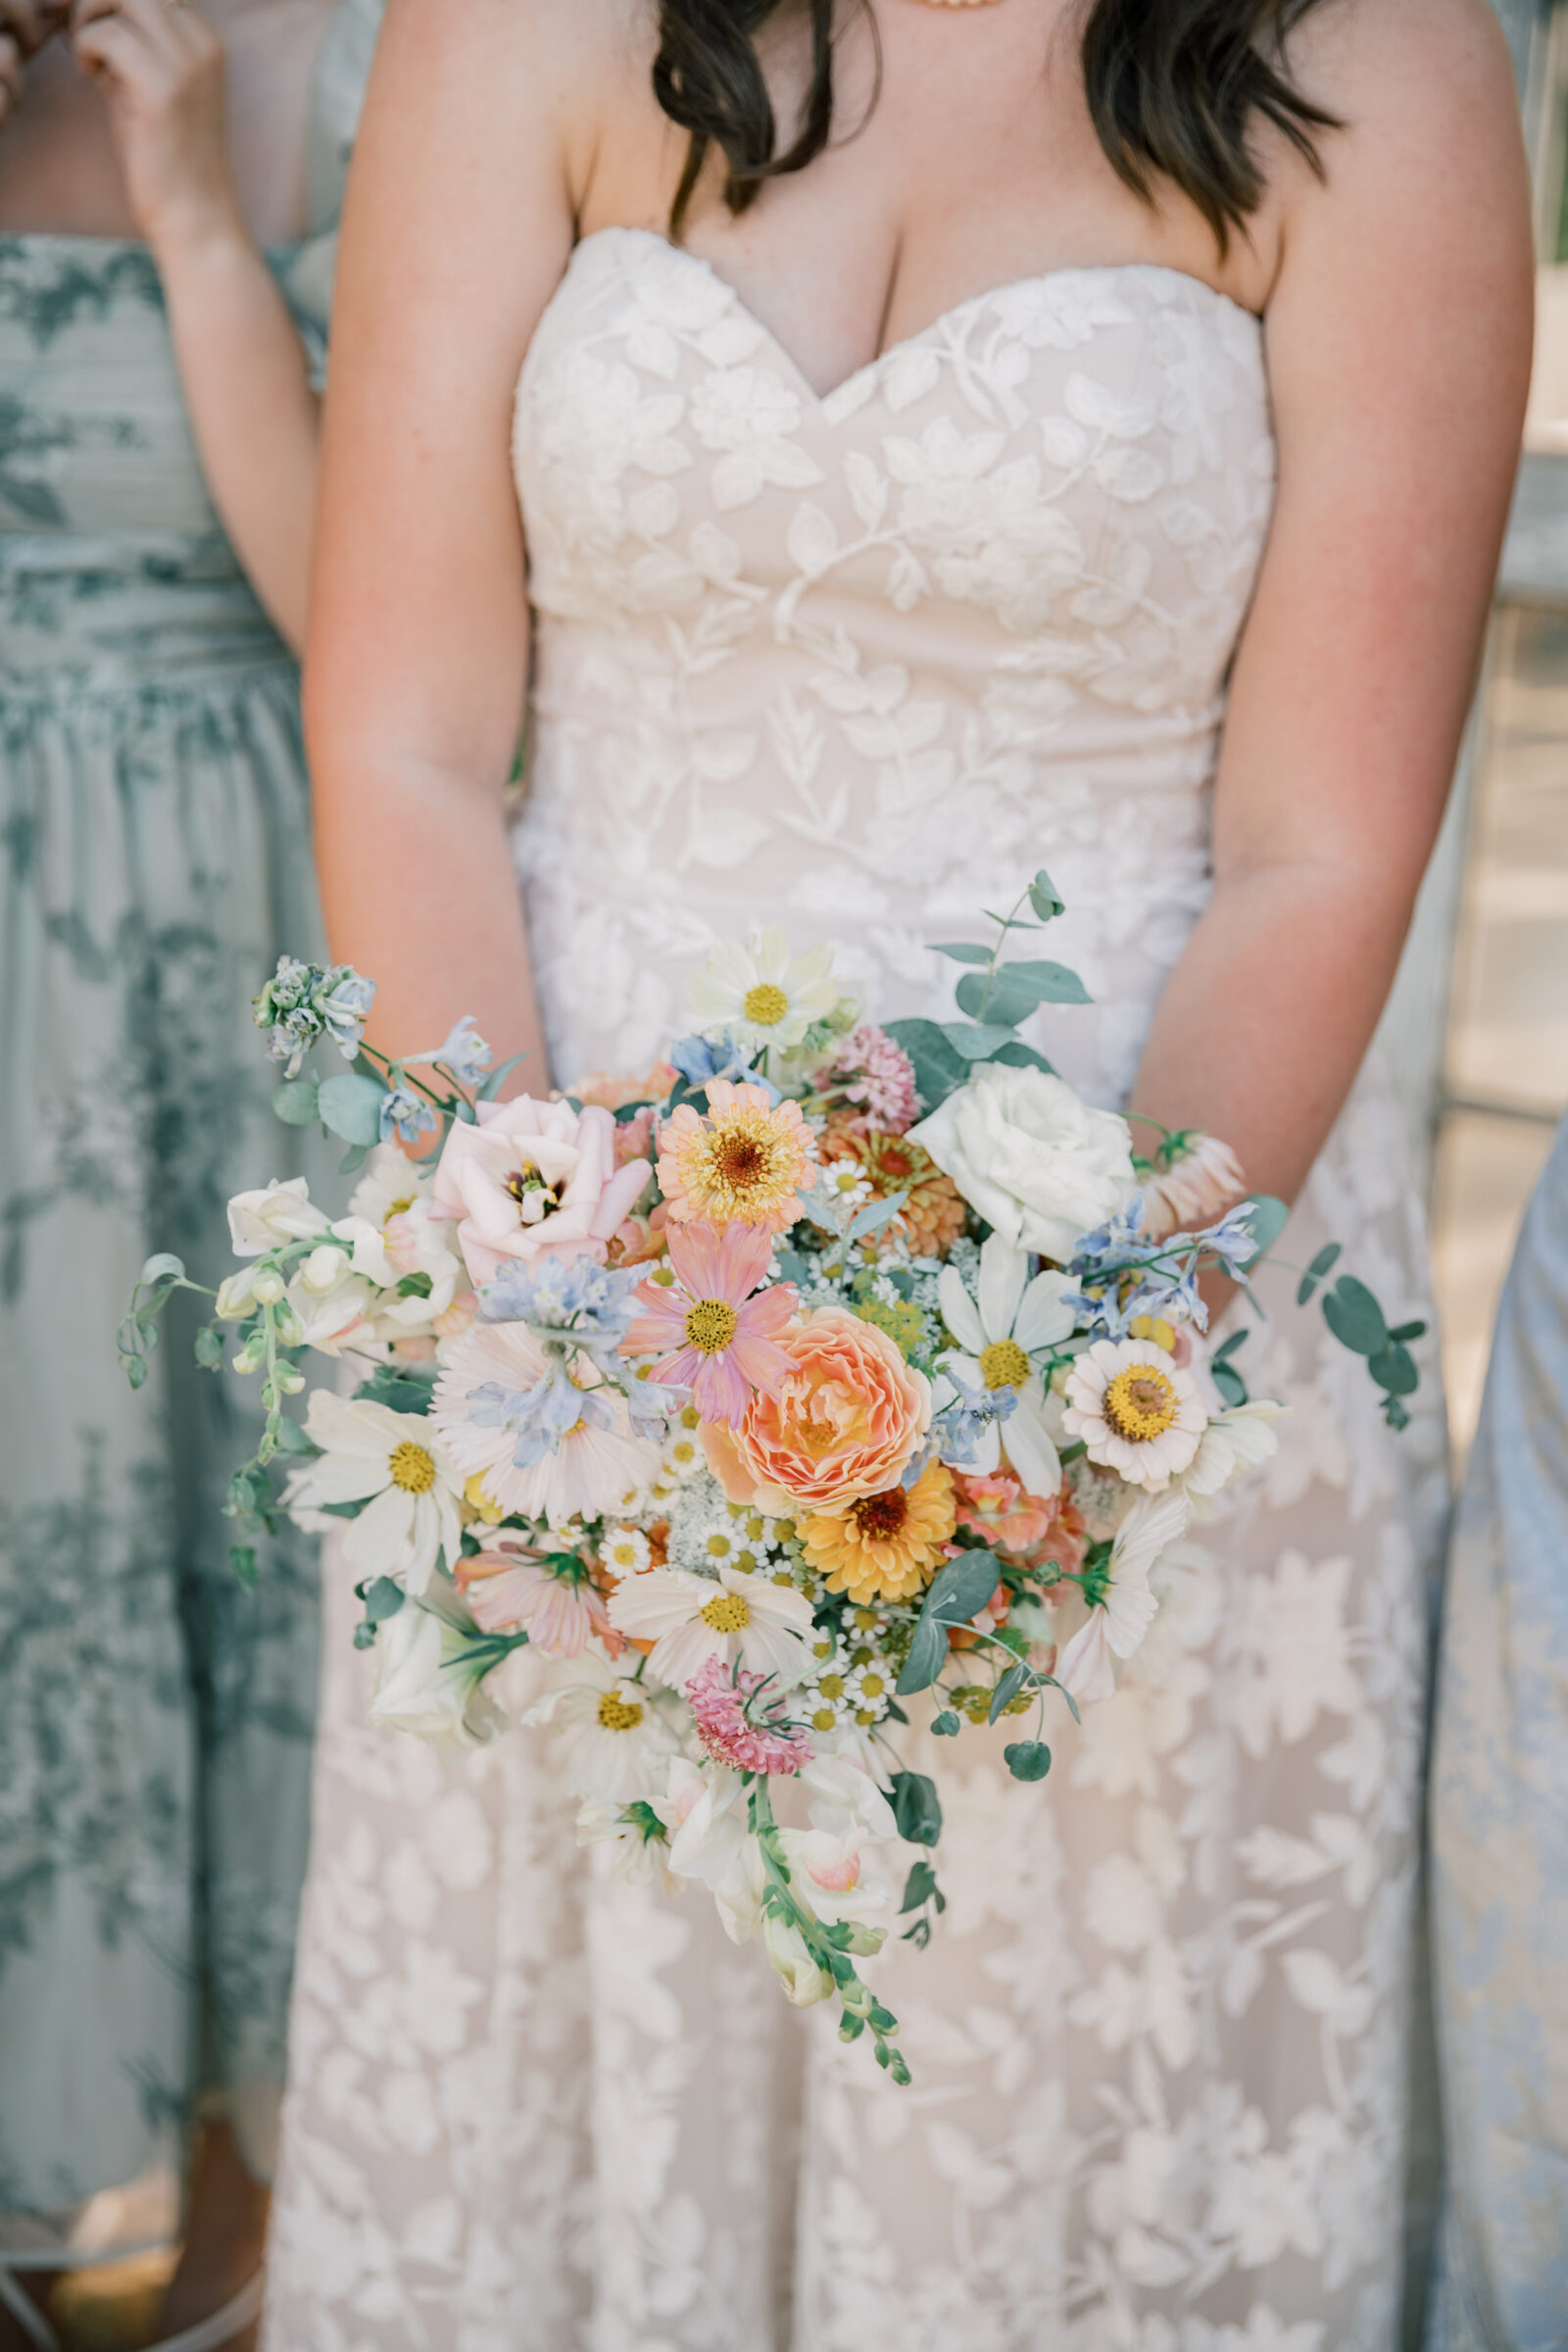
[264,227,1447,2350]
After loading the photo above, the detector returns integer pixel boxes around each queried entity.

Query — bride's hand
[70,0,235,253]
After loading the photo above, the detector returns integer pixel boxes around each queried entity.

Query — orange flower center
[851,1488,909,1544]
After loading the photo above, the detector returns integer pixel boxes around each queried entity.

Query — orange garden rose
[819,1126,966,1258]
[701,1307,931,1513]
[800,1460,956,1605]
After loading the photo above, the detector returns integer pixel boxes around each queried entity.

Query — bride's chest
[513,229,1276,715]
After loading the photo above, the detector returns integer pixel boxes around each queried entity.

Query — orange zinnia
[800,1460,957,1605]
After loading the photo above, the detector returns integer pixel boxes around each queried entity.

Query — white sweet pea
[282,1390,464,1593]
[226,1176,330,1258]
[282,1267,375,1355]
[762,1909,835,2006]
[911,1063,1137,1262]
[937,1233,1075,1501]
[1055,1488,1191,1706]
[575,1799,678,1893]
[367,1603,506,1746]
[656,1759,759,1941]
[799,1751,898,1843]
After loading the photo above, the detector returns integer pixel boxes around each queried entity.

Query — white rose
[367,1603,504,1747]
[909,1063,1137,1261]
[226,1175,330,1258]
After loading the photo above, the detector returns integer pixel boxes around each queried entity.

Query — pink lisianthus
[621,1222,796,1428]
[459,1541,622,1660]
[431,1095,652,1284]
[687,1653,813,1777]
[953,1471,1058,1555]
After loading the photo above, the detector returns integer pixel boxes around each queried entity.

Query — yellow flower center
[503,1157,564,1218]
[389,1441,436,1494]
[685,1298,739,1354]
[385,1194,416,1222]
[597,1692,644,1733]
[463,1470,503,1524]
[1102,1363,1180,1443]
[812,1707,838,1732]
[979,1339,1032,1391]
[818,1673,845,1699]
[698,1592,751,1632]
[1130,1313,1178,1352]
[743,981,790,1027]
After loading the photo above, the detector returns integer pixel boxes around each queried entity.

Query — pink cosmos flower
[621,1222,796,1428]
[431,1095,653,1285]
[459,1541,622,1660]
[687,1653,813,1777]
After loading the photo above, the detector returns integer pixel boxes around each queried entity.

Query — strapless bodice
[512,225,1276,1103]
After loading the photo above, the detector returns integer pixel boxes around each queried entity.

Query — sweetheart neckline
[549,222,1264,411]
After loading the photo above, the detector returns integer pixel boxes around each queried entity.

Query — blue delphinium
[925,1365,1018,1477]
[668,1031,782,1103]
[418,1016,493,1089]
[466,1364,615,1469]
[379,1083,440,1146]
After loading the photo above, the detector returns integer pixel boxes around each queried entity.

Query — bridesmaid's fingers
[71,0,188,66]
[0,32,22,124]
[0,0,70,59]
[71,8,153,84]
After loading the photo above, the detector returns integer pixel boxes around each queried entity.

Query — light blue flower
[668,1031,782,1104]
[465,1364,614,1468]
[379,1084,440,1145]
[416,1016,493,1089]
[927,1365,1018,1475]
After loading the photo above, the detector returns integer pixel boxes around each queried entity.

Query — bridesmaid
[1428,1114,1568,2344]
[0,0,378,2343]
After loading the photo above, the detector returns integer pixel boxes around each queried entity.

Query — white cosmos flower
[1178,1399,1286,1512]
[367,1601,506,1746]
[688,925,841,1054]
[524,1651,678,1802]
[1062,1335,1206,1491]
[227,1175,330,1257]
[1055,1487,1192,1704]
[431,1321,659,1531]
[283,1390,464,1594]
[608,1564,814,1690]
[937,1233,1075,1502]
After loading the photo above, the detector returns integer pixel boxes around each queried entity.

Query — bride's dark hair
[654,0,1336,249]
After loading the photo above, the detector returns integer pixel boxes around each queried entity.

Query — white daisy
[1062,1335,1207,1491]
[608,1563,814,1690]
[284,1390,464,1594]
[937,1232,1076,1502]
[688,925,841,1054]
[1178,1399,1286,1511]
[1055,1488,1192,1705]
[525,1652,678,1803]
[601,1525,652,1579]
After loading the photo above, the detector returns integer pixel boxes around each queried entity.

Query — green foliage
[317,1070,388,1147]
[1209,1327,1250,1409]
[889,1770,943,1846]
[354,1365,438,1416]
[896,1548,1002,1694]
[1241,1196,1290,1260]
[1004,1740,1052,1782]
[988,1662,1031,1723]
[1296,1242,1342,1305]
[271,1077,321,1126]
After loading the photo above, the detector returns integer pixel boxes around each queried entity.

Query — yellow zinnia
[800,1460,956,1605]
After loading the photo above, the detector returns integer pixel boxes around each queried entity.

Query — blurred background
[1393,0,1568,1466]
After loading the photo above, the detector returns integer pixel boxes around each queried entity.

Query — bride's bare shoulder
[1263,0,1531,311]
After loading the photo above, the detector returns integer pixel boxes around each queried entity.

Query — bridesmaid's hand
[0,0,73,135]
[70,0,236,253]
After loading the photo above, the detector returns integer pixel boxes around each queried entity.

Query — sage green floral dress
[0,0,381,2255]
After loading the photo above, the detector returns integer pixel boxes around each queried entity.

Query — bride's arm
[1130,0,1532,1208]
[305,0,586,1077]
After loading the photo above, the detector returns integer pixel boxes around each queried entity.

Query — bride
[264,0,1529,2341]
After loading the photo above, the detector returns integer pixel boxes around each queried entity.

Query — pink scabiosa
[687,1653,813,1777]
[620,1222,796,1428]
[817,1024,919,1136]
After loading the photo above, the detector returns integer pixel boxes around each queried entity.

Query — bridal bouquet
[121,874,1422,2081]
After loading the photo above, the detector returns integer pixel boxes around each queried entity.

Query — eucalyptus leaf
[997,957,1091,1005]
[923,1548,1003,1626]
[271,1077,321,1127]
[889,1770,943,1846]
[988,1040,1056,1076]
[138,1252,186,1288]
[1004,1740,1052,1782]
[933,943,993,965]
[339,1144,370,1176]
[895,1615,948,1696]
[955,966,1045,1027]
[478,1050,530,1102]
[317,1070,388,1147]
[884,1017,970,1114]
[1029,868,1065,920]
[940,1020,1020,1062]
[845,1190,907,1244]
[931,1709,961,1737]
[1239,1195,1290,1260]
[988,1663,1030,1723]
[1212,1362,1249,1409]
[1368,1341,1419,1397]
[1296,1241,1342,1305]
[193,1323,226,1371]
[229,1545,259,1590]
[1321,1275,1389,1358]
[1390,1319,1428,1346]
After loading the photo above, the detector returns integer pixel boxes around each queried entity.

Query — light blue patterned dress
[0,0,380,2257]
[1428,1114,1568,2346]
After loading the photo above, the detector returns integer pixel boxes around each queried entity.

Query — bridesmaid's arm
[1130,0,1532,1209]
[73,0,319,650]
[303,0,585,1077]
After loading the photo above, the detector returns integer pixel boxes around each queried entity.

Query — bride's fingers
[71,7,153,84]
[71,0,201,74]
[0,0,71,59]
